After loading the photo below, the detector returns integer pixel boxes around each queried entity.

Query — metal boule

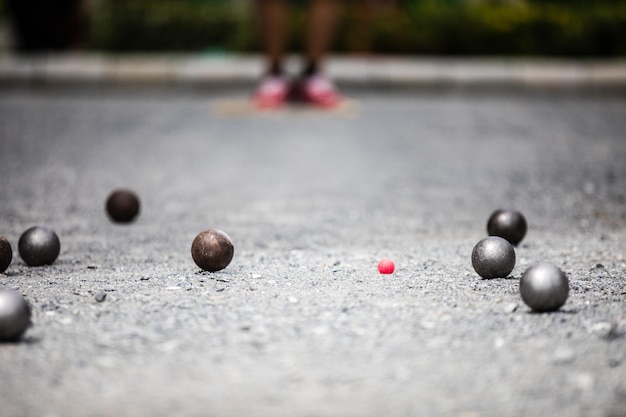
[487,209,527,246]
[0,235,12,273]
[18,226,60,267]
[520,262,569,312]
[471,236,516,279]
[191,229,234,272]
[0,289,32,342]
[106,189,141,223]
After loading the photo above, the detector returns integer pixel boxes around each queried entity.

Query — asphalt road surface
[0,85,625,417]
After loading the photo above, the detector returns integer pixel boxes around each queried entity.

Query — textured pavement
[0,77,625,417]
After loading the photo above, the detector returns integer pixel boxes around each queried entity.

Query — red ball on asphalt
[378,258,395,274]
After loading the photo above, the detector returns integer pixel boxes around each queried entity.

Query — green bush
[87,1,252,52]
[87,0,626,56]
[337,0,626,56]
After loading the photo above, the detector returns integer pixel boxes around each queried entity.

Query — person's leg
[256,0,289,76]
[302,0,340,77]
[293,0,343,107]
[252,0,290,107]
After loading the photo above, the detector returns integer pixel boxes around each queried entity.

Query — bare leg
[251,0,291,107]
[303,0,341,76]
[255,0,289,75]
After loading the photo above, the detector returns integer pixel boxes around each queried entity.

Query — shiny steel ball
[106,189,141,223]
[0,235,12,273]
[471,236,516,279]
[487,209,527,246]
[191,229,234,272]
[520,262,569,312]
[0,289,32,342]
[18,226,61,266]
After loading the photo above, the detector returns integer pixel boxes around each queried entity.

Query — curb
[1,53,626,90]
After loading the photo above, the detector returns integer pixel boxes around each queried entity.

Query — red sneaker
[291,74,343,108]
[251,76,289,109]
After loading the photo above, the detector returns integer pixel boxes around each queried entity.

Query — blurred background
[1,0,625,56]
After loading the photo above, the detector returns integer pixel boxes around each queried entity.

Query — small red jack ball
[378,258,395,274]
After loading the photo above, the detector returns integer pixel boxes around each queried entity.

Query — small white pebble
[553,347,576,365]
[494,338,505,349]
[504,303,518,313]
[312,326,329,335]
[572,372,594,391]
[589,321,616,339]
[420,320,436,330]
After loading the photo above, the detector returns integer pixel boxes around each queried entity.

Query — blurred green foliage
[87,1,252,52]
[87,0,626,56]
